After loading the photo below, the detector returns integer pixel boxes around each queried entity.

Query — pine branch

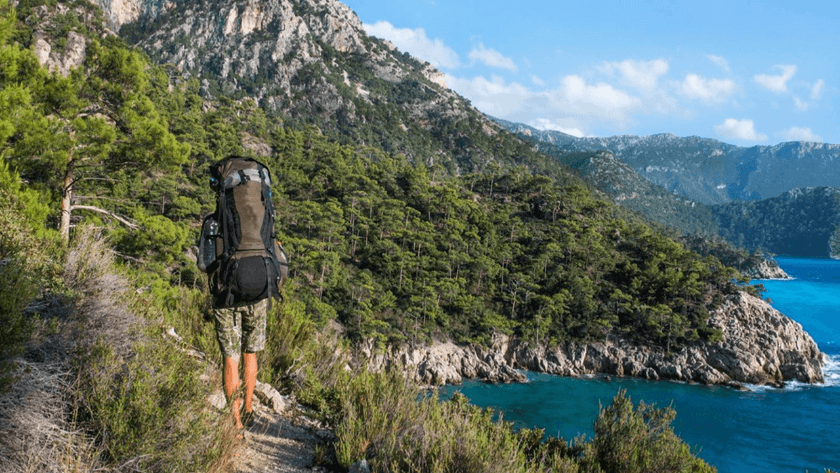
[70,205,139,230]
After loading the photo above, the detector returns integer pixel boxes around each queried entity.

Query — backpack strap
[223,258,238,307]
[223,167,271,189]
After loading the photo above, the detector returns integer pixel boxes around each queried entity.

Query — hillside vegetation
[712,187,840,258]
[503,127,721,238]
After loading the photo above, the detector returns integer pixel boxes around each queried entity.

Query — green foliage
[522,142,721,239]
[0,3,734,472]
[680,234,771,276]
[330,369,558,473]
[583,390,715,473]
[113,209,190,264]
[73,339,231,472]
[0,159,51,235]
[260,295,317,385]
[712,187,840,258]
[316,368,713,473]
[0,186,62,393]
[64,228,233,473]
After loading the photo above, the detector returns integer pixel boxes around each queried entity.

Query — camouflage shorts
[213,298,268,360]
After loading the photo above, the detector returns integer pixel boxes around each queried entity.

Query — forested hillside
[2,0,748,353]
[712,187,840,258]
[498,120,840,206]
[496,120,721,238]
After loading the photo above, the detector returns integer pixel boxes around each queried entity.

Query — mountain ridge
[495,118,840,205]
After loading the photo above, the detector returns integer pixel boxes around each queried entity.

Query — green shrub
[73,338,233,472]
[329,369,578,473]
[317,369,715,473]
[0,186,61,393]
[582,390,715,473]
[261,294,317,384]
[66,227,235,473]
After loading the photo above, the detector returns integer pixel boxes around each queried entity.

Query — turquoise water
[440,257,840,473]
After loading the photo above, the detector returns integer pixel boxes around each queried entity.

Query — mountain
[494,118,720,237]
[496,119,840,205]
[103,0,544,177]
[496,119,840,258]
[711,187,840,258]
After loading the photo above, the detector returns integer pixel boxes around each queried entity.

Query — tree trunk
[59,165,74,243]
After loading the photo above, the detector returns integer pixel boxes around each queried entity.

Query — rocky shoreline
[363,292,824,389]
[742,258,790,280]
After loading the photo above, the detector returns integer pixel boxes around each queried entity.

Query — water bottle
[201,218,220,270]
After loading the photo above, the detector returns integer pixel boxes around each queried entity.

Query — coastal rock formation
[741,258,790,280]
[361,338,528,386]
[370,292,824,388]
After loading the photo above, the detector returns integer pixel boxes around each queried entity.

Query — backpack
[197,156,289,307]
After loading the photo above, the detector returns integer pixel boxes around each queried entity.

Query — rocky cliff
[108,0,467,127]
[369,292,824,388]
[741,259,790,280]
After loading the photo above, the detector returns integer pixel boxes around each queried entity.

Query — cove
[439,258,840,473]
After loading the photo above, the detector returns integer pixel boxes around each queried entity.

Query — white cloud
[679,74,737,104]
[707,55,730,72]
[445,73,643,135]
[531,75,545,87]
[794,96,808,111]
[783,126,821,142]
[468,43,518,72]
[811,79,825,100]
[714,118,767,142]
[444,74,532,116]
[363,21,460,69]
[601,58,669,93]
[556,75,643,126]
[528,118,585,138]
[754,65,797,93]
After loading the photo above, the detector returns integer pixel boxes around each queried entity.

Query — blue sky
[342,0,838,146]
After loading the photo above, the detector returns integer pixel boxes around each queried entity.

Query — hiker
[198,156,288,434]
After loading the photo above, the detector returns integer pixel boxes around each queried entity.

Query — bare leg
[243,352,258,415]
[223,356,243,429]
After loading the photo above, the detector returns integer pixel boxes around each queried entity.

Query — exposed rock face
[30,5,91,75]
[108,0,376,104]
[362,337,528,386]
[91,0,476,143]
[370,292,824,388]
[742,258,790,280]
[95,0,143,29]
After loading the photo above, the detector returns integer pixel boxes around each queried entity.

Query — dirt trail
[232,402,331,473]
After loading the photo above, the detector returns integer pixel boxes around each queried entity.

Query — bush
[332,369,546,473]
[582,390,715,473]
[66,227,235,472]
[316,370,715,473]
[0,187,61,393]
[73,339,234,472]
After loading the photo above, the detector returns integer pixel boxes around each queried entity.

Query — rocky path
[233,405,319,473]
[225,384,334,473]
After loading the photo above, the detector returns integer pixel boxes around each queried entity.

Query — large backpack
[197,156,288,307]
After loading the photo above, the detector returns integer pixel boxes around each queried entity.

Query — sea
[439,257,840,473]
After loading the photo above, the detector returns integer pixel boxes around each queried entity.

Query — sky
[341,0,839,146]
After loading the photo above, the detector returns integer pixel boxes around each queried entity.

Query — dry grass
[0,316,98,473]
[63,227,145,357]
[2,226,238,472]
